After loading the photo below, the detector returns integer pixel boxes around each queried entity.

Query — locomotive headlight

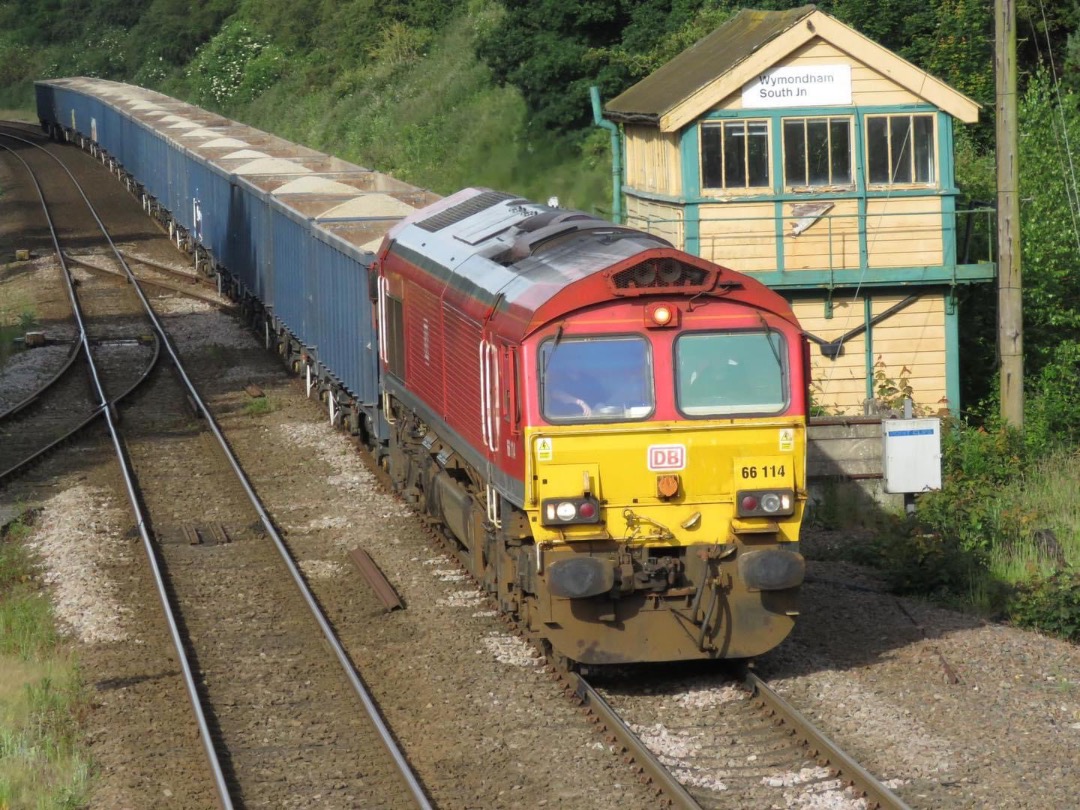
[555,502,577,520]
[760,493,782,513]
[737,489,795,518]
[644,303,679,328]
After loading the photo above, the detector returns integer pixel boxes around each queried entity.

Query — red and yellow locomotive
[376,188,809,664]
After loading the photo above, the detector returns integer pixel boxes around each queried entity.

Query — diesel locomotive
[378,189,810,663]
[37,79,810,665]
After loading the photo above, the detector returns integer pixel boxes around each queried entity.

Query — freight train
[36,78,810,665]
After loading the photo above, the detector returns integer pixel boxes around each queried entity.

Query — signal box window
[701,120,770,192]
[783,117,852,188]
[540,336,653,422]
[866,114,936,185]
[676,331,787,416]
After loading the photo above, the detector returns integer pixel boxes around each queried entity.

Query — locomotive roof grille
[415,190,517,232]
[610,258,711,294]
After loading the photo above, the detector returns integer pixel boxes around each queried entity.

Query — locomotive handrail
[377,275,389,364]
[479,340,489,449]
[480,338,499,452]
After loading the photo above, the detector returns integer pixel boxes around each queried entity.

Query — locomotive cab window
[675,331,787,416]
[539,336,653,422]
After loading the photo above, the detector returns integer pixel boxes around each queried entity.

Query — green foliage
[1,514,60,661]
[916,419,1031,554]
[0,665,90,808]
[873,524,987,598]
[900,0,993,109]
[366,20,433,67]
[186,20,288,108]
[870,356,919,414]
[477,0,734,137]
[1025,341,1080,453]
[1018,70,1080,374]
[240,1,612,209]
[593,4,736,83]
[0,512,91,807]
[1008,570,1080,641]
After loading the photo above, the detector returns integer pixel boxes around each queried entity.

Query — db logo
[648,444,686,471]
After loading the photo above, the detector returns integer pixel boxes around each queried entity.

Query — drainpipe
[590,86,623,224]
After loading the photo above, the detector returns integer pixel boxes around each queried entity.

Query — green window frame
[700,119,771,192]
[782,116,853,189]
[865,113,936,185]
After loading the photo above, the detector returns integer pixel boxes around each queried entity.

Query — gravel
[23,484,132,644]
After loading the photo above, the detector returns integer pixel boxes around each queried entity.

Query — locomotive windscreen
[675,331,787,416]
[539,336,654,421]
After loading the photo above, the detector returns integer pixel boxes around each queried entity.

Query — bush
[1026,340,1080,454]
[868,524,987,598]
[1008,570,1080,641]
[915,419,1032,554]
[186,20,288,108]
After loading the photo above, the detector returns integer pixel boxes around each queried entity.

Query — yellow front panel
[525,419,806,546]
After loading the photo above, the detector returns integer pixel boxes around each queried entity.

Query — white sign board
[742,64,852,108]
[882,418,942,493]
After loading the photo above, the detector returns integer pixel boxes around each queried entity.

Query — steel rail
[0,130,233,809]
[0,139,85,423]
[568,672,703,809]
[61,251,229,307]
[0,143,162,485]
[14,130,433,809]
[0,342,83,423]
[744,671,913,810]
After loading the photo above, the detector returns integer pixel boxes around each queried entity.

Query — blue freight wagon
[36,78,439,441]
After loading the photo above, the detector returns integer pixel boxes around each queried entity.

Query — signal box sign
[648,444,686,471]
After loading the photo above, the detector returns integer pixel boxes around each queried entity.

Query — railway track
[0,132,159,481]
[584,668,912,809]
[0,127,432,808]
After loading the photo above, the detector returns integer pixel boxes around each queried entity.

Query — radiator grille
[415,190,515,233]
[611,258,709,291]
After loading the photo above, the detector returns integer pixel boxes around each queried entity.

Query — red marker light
[578,501,597,519]
[741,495,759,513]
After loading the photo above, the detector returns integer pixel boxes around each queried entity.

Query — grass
[0,108,35,123]
[0,513,92,808]
[983,451,1080,581]
[242,396,275,416]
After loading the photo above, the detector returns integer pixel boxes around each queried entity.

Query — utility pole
[996,0,1024,426]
